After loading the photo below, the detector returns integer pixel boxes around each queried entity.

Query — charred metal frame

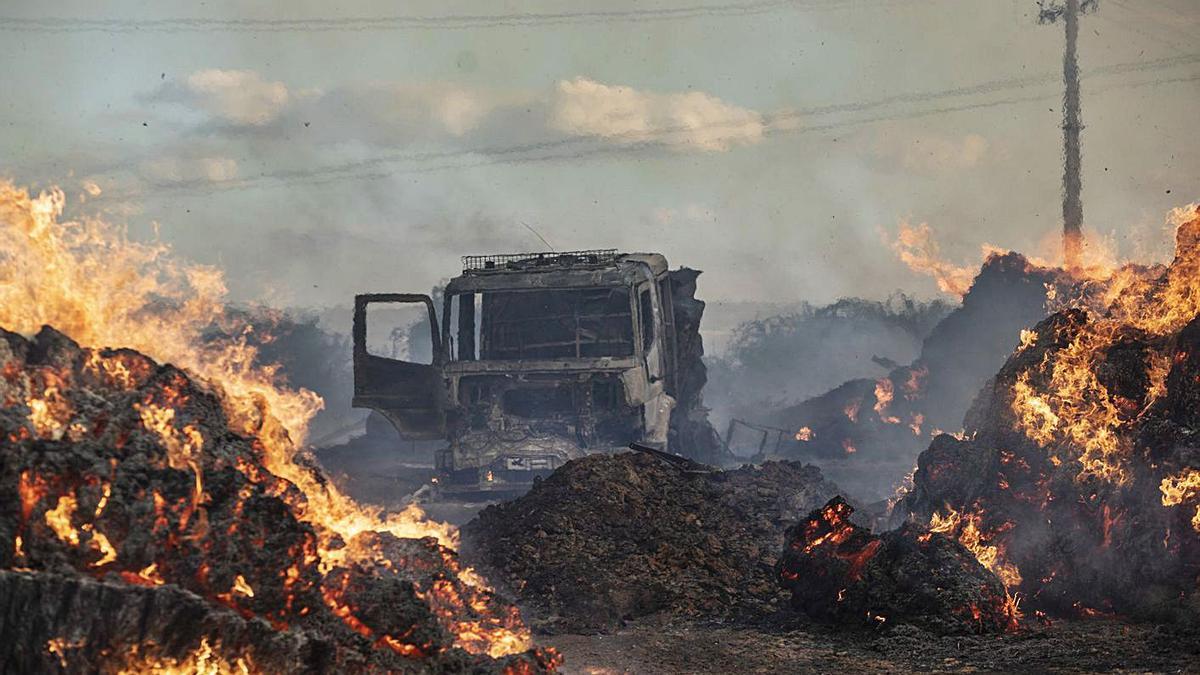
[353,251,682,493]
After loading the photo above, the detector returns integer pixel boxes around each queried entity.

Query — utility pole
[1038,0,1098,271]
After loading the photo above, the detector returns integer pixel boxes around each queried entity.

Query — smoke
[704,294,952,433]
[167,69,291,126]
[549,77,766,151]
[200,306,356,441]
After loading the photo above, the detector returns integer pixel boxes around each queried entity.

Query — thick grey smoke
[704,295,951,434]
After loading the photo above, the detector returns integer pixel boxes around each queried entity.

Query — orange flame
[115,637,254,675]
[1161,469,1200,533]
[1009,206,1200,487]
[873,378,900,424]
[843,397,861,423]
[0,180,530,656]
[890,222,980,297]
[929,505,1022,588]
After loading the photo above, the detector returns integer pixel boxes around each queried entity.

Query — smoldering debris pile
[760,253,1065,499]
[897,207,1200,622]
[777,497,1014,635]
[709,295,951,442]
[0,326,554,673]
[462,452,843,631]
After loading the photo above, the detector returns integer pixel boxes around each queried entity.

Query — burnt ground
[314,446,1200,674]
[544,617,1200,674]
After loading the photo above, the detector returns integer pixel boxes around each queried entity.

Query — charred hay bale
[461,452,844,631]
[778,498,1013,635]
[0,326,554,673]
[1163,315,1200,431]
[0,569,546,675]
[897,308,1200,623]
[0,569,335,674]
[0,330,333,628]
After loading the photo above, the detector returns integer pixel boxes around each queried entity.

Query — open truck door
[352,293,447,439]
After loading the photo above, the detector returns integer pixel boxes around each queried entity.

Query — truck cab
[353,249,685,495]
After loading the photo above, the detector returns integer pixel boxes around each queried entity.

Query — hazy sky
[1,0,1197,310]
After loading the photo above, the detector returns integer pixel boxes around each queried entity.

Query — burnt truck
[352,249,726,495]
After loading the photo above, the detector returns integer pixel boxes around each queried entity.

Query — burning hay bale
[0,326,555,673]
[896,206,1200,622]
[461,452,844,631]
[0,569,331,673]
[777,497,1014,635]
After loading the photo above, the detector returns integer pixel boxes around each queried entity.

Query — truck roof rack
[462,249,619,273]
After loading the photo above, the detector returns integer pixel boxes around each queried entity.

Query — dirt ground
[315,445,1200,674]
[544,618,1200,674]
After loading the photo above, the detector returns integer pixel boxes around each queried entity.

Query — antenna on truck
[520,221,555,252]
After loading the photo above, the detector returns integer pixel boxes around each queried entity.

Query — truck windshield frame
[446,285,636,362]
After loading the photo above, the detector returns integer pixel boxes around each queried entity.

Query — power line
[0,0,913,33]
[107,65,1200,201]
[79,50,1195,198]
[1106,0,1196,51]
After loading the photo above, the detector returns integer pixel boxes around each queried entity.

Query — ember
[777,497,1015,635]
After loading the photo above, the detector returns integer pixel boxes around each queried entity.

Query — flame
[890,221,982,297]
[1009,206,1200,487]
[319,569,429,658]
[929,505,1022,588]
[46,638,85,669]
[232,574,255,598]
[88,528,118,568]
[0,181,530,656]
[843,397,861,423]
[135,401,205,470]
[44,495,81,546]
[1001,591,1023,629]
[795,426,814,442]
[1011,372,1059,445]
[908,413,924,437]
[121,563,166,587]
[1160,469,1200,533]
[24,369,73,439]
[39,488,119,568]
[116,638,253,675]
[1018,329,1037,351]
[902,366,927,400]
[792,499,881,583]
[891,219,1136,301]
[873,378,900,424]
